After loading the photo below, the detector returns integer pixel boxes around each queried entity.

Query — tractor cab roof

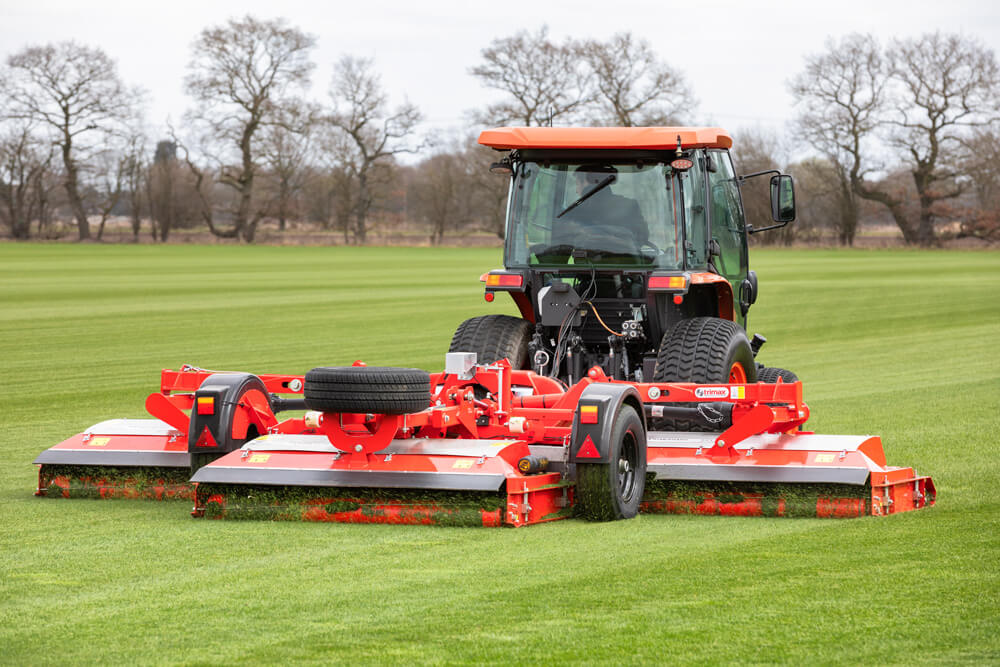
[479,126,733,151]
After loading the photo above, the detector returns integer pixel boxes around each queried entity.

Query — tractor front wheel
[757,366,799,383]
[575,404,647,521]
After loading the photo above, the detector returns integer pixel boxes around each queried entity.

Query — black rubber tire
[758,366,799,383]
[575,404,647,521]
[652,317,757,431]
[449,314,532,369]
[303,367,430,415]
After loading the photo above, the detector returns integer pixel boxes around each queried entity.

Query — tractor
[451,127,799,406]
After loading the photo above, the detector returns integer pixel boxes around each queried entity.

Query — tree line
[1,20,997,245]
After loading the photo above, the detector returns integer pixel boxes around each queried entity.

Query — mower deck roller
[35,356,934,524]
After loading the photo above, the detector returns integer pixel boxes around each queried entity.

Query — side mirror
[770,174,795,222]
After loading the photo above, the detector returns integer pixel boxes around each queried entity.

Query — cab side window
[707,150,747,279]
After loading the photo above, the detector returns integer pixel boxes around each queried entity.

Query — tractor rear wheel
[652,317,757,431]
[575,404,647,521]
[758,366,799,383]
[303,367,431,415]
[449,314,532,368]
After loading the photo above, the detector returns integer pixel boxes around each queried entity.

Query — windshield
[505,160,688,269]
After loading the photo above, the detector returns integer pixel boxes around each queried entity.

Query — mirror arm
[747,220,790,235]
[737,169,782,186]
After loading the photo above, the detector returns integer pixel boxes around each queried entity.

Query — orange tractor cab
[452,126,797,393]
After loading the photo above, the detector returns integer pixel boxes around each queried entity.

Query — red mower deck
[34,357,935,525]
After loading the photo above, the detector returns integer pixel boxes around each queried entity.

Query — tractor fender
[569,383,645,464]
[689,273,736,321]
[188,373,275,455]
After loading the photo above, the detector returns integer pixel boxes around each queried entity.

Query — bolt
[648,387,661,400]
[718,440,726,447]
[354,444,363,452]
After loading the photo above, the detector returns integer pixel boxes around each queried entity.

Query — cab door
[706,150,749,326]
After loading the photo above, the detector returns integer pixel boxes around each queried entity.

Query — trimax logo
[694,387,730,399]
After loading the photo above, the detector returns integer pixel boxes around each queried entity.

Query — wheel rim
[728,362,748,383]
[617,428,639,503]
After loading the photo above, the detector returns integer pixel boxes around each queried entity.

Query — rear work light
[648,275,688,290]
[486,273,523,288]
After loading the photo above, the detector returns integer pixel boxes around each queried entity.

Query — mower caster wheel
[757,366,799,383]
[304,366,431,415]
[449,315,532,368]
[575,404,646,521]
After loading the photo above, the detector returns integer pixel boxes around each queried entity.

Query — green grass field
[1,244,998,664]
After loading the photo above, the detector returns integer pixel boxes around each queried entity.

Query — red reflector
[196,396,215,415]
[577,434,600,458]
[194,425,218,448]
[484,292,495,302]
[485,273,523,288]
[648,275,687,290]
[580,405,599,424]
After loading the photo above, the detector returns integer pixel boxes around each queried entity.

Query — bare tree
[147,138,201,242]
[121,134,146,241]
[884,32,1000,245]
[185,15,315,242]
[91,148,128,241]
[789,33,886,246]
[408,148,473,245]
[1,42,143,240]
[325,56,422,244]
[461,137,510,239]
[791,32,1000,246]
[259,104,315,231]
[785,157,839,244]
[470,27,591,127]
[0,121,54,239]
[581,32,695,126]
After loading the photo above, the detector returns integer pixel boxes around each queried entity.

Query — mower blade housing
[642,431,935,518]
[190,435,571,526]
[34,419,193,500]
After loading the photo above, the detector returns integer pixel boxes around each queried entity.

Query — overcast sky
[2,0,999,155]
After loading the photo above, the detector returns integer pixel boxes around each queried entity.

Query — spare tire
[304,366,431,415]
